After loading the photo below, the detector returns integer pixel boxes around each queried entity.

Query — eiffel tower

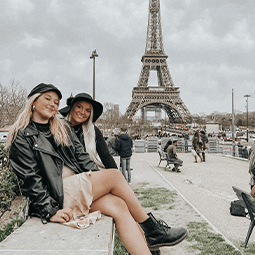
[125,0,192,124]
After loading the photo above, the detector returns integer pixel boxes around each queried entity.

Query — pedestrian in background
[166,140,183,172]
[192,131,203,163]
[249,143,255,190]
[184,133,189,153]
[115,128,133,184]
[200,130,208,162]
[242,146,249,159]
[107,129,119,156]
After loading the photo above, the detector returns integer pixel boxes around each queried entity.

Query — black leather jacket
[9,121,98,221]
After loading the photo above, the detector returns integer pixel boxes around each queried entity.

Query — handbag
[191,149,197,156]
[230,200,247,217]
[204,143,209,150]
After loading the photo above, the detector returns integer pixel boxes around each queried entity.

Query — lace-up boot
[139,212,188,250]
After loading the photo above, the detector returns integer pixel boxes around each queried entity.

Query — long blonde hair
[6,93,69,149]
[67,105,105,168]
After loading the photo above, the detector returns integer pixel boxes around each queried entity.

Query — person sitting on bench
[166,140,183,172]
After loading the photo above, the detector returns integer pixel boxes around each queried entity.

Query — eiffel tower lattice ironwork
[125,0,192,124]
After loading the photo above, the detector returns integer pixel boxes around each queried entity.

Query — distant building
[206,122,220,134]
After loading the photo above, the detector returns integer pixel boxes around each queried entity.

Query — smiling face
[70,101,92,125]
[32,91,60,123]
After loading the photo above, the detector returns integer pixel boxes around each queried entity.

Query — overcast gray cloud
[1,0,254,116]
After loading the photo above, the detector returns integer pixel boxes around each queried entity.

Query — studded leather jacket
[9,121,98,221]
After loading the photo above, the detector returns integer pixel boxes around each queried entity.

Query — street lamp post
[244,94,250,142]
[90,49,98,100]
[232,89,235,157]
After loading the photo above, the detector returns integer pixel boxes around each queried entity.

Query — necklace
[40,130,52,138]
[75,125,82,134]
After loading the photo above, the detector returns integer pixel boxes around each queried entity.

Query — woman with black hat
[59,93,117,169]
[7,83,188,255]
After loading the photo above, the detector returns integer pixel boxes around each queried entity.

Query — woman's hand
[50,208,73,223]
[251,186,255,198]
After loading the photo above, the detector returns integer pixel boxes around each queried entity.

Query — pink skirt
[62,172,101,229]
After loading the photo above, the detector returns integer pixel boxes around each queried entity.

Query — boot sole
[148,229,189,251]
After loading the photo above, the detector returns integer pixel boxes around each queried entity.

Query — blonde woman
[59,93,117,169]
[7,83,188,255]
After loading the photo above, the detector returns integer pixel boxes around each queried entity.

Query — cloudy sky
[1,0,254,117]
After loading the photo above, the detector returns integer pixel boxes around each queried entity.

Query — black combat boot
[139,212,188,250]
[172,167,181,173]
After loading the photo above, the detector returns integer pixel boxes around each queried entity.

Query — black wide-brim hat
[28,83,62,99]
[59,93,103,122]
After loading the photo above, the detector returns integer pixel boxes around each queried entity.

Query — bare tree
[97,103,125,136]
[0,80,27,128]
[0,84,8,127]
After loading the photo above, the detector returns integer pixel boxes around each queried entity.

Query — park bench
[0,211,115,255]
[158,149,167,166]
[232,186,255,248]
[158,150,175,170]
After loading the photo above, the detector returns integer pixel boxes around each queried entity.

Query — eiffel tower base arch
[125,87,192,124]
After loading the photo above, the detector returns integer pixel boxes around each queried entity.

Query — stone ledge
[0,215,114,255]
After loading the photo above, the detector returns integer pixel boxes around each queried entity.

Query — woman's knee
[108,168,124,181]
[111,196,129,214]
[91,168,123,184]
[93,194,129,217]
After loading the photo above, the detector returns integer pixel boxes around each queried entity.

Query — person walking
[166,140,183,172]
[192,131,203,163]
[7,83,188,255]
[249,143,255,190]
[184,133,189,153]
[200,130,208,162]
[115,128,133,184]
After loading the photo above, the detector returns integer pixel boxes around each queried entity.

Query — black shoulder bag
[230,200,247,217]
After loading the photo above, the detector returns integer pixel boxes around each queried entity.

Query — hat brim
[59,97,103,122]
[28,83,62,99]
